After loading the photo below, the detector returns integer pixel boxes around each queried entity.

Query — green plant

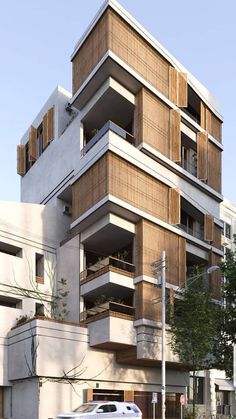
[15,314,32,326]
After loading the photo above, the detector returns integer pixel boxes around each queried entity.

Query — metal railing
[80,256,135,281]
[175,223,204,241]
[81,120,135,156]
[216,405,231,416]
[80,301,135,322]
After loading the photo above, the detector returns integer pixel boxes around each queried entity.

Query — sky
[0,0,235,203]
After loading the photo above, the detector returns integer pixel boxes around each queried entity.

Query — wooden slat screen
[124,390,135,402]
[140,89,170,157]
[169,67,178,104]
[29,125,37,161]
[169,188,180,225]
[135,281,162,322]
[17,144,26,176]
[86,388,94,402]
[170,109,181,162]
[135,220,186,286]
[109,9,170,98]
[200,102,222,142]
[197,131,208,181]
[177,72,188,107]
[207,140,222,193]
[109,153,169,222]
[208,251,222,300]
[133,89,143,146]
[43,107,54,149]
[204,214,214,242]
[72,12,109,94]
[178,237,186,287]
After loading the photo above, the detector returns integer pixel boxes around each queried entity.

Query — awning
[215,378,235,391]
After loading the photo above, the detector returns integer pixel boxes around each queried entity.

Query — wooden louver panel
[197,131,208,181]
[200,102,206,129]
[29,126,37,161]
[43,107,54,149]
[204,214,214,242]
[179,237,186,287]
[169,67,178,104]
[177,72,188,107]
[86,388,93,402]
[208,251,222,300]
[170,109,181,162]
[17,145,26,176]
[169,188,180,225]
[124,390,134,402]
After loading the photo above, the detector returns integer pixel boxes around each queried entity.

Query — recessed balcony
[80,300,134,323]
[80,255,135,284]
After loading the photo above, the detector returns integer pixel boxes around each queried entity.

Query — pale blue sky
[1,0,235,203]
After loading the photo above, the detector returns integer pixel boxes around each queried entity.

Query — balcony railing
[81,256,135,282]
[217,405,231,415]
[81,120,135,156]
[80,301,135,322]
[175,223,204,241]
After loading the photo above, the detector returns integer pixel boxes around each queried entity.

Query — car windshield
[74,403,97,413]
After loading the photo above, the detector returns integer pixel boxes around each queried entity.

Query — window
[35,253,44,283]
[188,376,204,404]
[224,223,231,239]
[36,123,43,158]
[97,404,117,413]
[0,241,22,257]
[0,296,22,308]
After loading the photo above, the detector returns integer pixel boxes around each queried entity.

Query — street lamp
[151,258,220,419]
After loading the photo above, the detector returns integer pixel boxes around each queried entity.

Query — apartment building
[0,0,224,417]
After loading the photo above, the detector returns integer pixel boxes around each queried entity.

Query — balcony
[175,222,204,241]
[81,120,135,156]
[81,255,135,284]
[80,301,134,323]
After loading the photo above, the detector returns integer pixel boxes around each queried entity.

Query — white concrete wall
[88,316,136,347]
[57,235,80,323]
[11,378,39,419]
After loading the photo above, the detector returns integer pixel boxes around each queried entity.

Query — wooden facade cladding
[170,109,181,162]
[169,188,180,225]
[86,388,93,402]
[212,223,222,250]
[43,107,54,149]
[169,67,188,107]
[72,152,170,222]
[124,390,135,402]
[135,219,186,286]
[197,131,208,182]
[134,88,170,157]
[28,126,37,161]
[208,251,222,300]
[200,101,222,143]
[204,214,214,242]
[135,281,162,322]
[72,9,169,98]
[17,144,26,176]
[207,140,221,193]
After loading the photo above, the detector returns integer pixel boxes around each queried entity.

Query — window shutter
[169,188,180,225]
[17,145,26,176]
[204,214,214,242]
[178,237,186,287]
[29,126,37,161]
[197,131,208,181]
[47,107,54,143]
[169,67,178,104]
[200,102,206,129]
[177,72,188,107]
[206,108,212,133]
[124,390,134,402]
[170,288,175,318]
[170,109,181,162]
[43,107,54,149]
[86,388,93,402]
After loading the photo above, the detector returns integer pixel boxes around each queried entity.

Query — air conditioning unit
[63,205,72,216]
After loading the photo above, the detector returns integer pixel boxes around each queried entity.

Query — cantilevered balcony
[81,255,135,284]
[80,301,134,323]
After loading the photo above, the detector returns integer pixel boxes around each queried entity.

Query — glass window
[225,223,231,239]
[188,376,204,404]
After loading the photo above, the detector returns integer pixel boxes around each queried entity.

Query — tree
[213,244,236,378]
[171,267,221,418]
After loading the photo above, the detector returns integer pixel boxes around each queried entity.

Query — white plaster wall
[11,378,39,419]
[88,317,136,347]
[57,235,80,323]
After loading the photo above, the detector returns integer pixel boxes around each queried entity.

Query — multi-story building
[1,0,224,417]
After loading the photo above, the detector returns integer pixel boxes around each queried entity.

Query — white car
[56,401,142,418]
